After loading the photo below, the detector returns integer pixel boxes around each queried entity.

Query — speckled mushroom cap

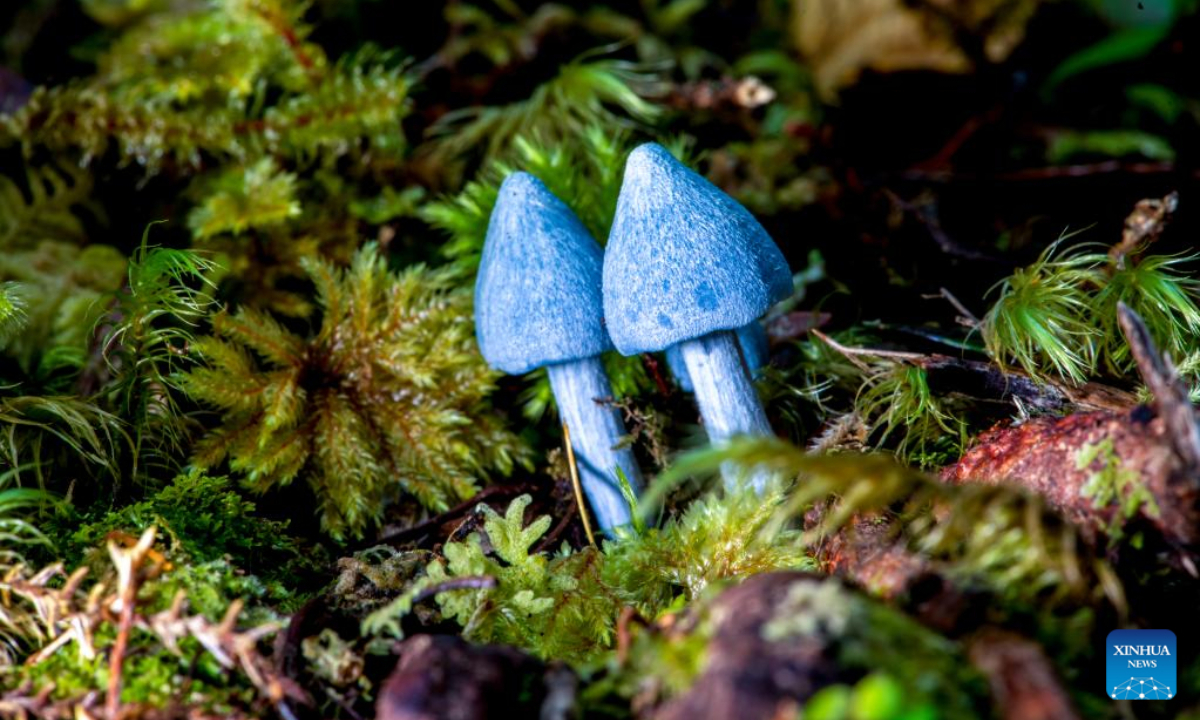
[603,143,791,356]
[475,172,613,375]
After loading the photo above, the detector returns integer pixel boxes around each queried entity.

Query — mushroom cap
[475,172,612,374]
[603,143,791,355]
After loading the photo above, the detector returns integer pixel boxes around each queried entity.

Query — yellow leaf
[793,0,1041,98]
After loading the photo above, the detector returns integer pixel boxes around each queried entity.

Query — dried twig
[106,527,158,718]
[1118,302,1200,472]
[936,287,979,327]
[563,422,598,548]
[900,161,1196,184]
[811,329,925,369]
[662,76,775,112]
[1,529,300,719]
[1110,191,1179,268]
[883,189,1004,263]
[410,576,498,605]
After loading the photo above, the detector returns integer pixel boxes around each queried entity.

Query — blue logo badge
[1107,629,1176,700]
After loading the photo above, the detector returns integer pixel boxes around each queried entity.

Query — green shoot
[0,284,26,350]
[980,242,1102,384]
[615,466,646,537]
[0,465,53,564]
[855,362,965,467]
[428,57,662,161]
[1095,251,1200,372]
[103,227,218,480]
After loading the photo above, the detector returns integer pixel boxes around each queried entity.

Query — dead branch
[941,306,1200,566]
[1119,301,1200,472]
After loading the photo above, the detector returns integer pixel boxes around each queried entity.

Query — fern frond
[0,242,128,373]
[2,10,408,172]
[0,163,99,248]
[428,57,663,161]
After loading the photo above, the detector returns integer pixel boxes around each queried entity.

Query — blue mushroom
[665,321,774,393]
[604,143,790,487]
[475,172,643,532]
[664,218,791,391]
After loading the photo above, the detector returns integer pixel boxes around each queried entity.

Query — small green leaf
[1046,129,1175,164]
[1043,26,1169,93]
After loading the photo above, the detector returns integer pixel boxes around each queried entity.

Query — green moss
[182,244,531,539]
[58,470,320,610]
[0,242,127,373]
[1076,438,1159,543]
[0,283,24,349]
[19,612,265,713]
[4,527,287,714]
[379,495,619,665]
[0,163,98,249]
[855,363,965,468]
[70,472,288,559]
[1,2,410,172]
[602,484,816,613]
[981,241,1200,385]
[187,159,302,240]
[365,484,817,666]
[980,242,1102,385]
[593,576,985,717]
[764,579,985,716]
[426,59,661,163]
[1094,252,1200,373]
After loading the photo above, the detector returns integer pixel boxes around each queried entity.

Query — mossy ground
[1,1,1200,718]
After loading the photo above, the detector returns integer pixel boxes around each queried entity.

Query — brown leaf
[792,0,1039,98]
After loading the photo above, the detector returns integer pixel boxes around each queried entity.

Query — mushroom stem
[667,322,770,393]
[664,345,691,391]
[737,322,770,375]
[547,358,644,533]
[678,329,773,490]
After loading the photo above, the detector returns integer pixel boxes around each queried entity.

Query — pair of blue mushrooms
[475,143,791,533]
